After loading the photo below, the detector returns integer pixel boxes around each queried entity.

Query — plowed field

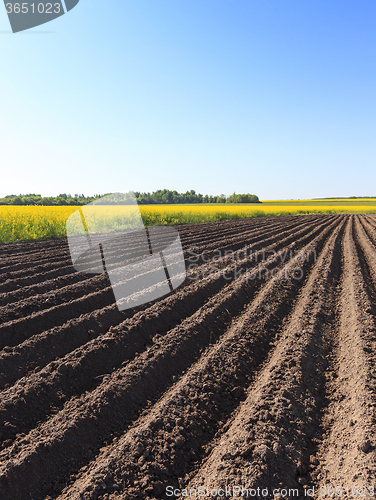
[1,214,376,499]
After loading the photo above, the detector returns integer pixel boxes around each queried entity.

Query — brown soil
[0,214,375,500]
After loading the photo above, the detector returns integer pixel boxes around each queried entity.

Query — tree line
[0,193,101,206]
[134,190,260,204]
[0,190,260,206]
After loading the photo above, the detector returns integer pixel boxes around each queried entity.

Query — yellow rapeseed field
[0,206,77,244]
[139,202,376,227]
[1,201,376,244]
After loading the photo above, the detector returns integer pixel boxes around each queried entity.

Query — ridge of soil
[0,214,375,499]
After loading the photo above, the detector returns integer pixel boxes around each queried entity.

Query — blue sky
[1,0,375,200]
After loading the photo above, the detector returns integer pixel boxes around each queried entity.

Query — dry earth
[0,214,375,499]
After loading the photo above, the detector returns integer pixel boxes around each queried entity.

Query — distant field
[262,199,376,206]
[1,200,376,244]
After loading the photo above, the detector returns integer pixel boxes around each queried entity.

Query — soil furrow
[0,217,304,311]
[184,215,346,496]
[177,216,303,248]
[0,216,336,432]
[0,219,332,356]
[56,217,346,500]
[0,271,91,307]
[0,252,73,276]
[0,217,278,275]
[0,274,110,323]
[2,214,375,500]
[352,216,376,307]
[0,264,82,295]
[315,216,376,490]
[0,239,69,267]
[182,217,315,259]
[0,278,116,349]
[0,217,341,499]
[0,216,314,292]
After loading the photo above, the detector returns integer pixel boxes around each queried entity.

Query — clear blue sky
[1,0,375,200]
